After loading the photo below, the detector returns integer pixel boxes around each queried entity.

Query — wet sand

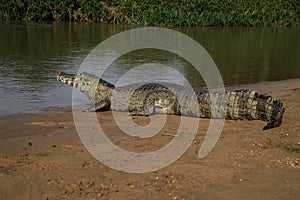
[0,79,299,199]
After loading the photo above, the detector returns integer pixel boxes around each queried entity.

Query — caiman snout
[56,72,76,86]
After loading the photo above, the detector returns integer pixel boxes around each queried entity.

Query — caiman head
[56,72,115,102]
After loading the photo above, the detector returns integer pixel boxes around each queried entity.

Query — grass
[1,0,299,26]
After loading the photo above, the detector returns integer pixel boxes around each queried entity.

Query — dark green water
[0,22,299,115]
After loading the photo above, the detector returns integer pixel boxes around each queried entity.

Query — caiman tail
[224,90,284,130]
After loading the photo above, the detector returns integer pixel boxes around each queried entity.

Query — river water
[0,22,299,116]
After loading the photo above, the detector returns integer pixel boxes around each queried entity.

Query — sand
[0,79,299,199]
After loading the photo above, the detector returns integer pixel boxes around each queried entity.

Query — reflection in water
[180,27,300,85]
[0,22,299,115]
[102,49,203,87]
[0,22,131,115]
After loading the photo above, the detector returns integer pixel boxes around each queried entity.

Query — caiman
[57,72,285,130]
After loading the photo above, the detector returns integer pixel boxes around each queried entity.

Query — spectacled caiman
[57,72,284,130]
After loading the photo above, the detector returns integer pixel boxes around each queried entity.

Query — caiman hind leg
[144,90,179,115]
[128,90,178,116]
[128,94,155,116]
[152,90,179,115]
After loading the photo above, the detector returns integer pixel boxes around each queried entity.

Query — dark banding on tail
[251,91,285,130]
[224,89,285,130]
[263,99,285,130]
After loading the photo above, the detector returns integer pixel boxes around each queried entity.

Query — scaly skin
[57,72,285,130]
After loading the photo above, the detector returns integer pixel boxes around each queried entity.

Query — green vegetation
[1,0,299,26]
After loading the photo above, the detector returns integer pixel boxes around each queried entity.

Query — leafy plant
[0,0,299,26]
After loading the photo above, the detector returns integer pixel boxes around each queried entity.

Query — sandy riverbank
[0,79,299,199]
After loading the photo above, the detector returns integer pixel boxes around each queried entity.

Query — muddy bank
[0,79,299,199]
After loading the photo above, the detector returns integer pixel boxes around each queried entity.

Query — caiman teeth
[56,74,61,81]
[56,72,76,83]
[56,72,65,81]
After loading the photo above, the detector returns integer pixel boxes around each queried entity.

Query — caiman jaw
[56,72,76,86]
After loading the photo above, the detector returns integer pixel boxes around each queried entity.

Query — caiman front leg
[87,99,111,112]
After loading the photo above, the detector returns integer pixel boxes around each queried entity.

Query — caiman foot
[129,106,155,116]
[85,100,111,112]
